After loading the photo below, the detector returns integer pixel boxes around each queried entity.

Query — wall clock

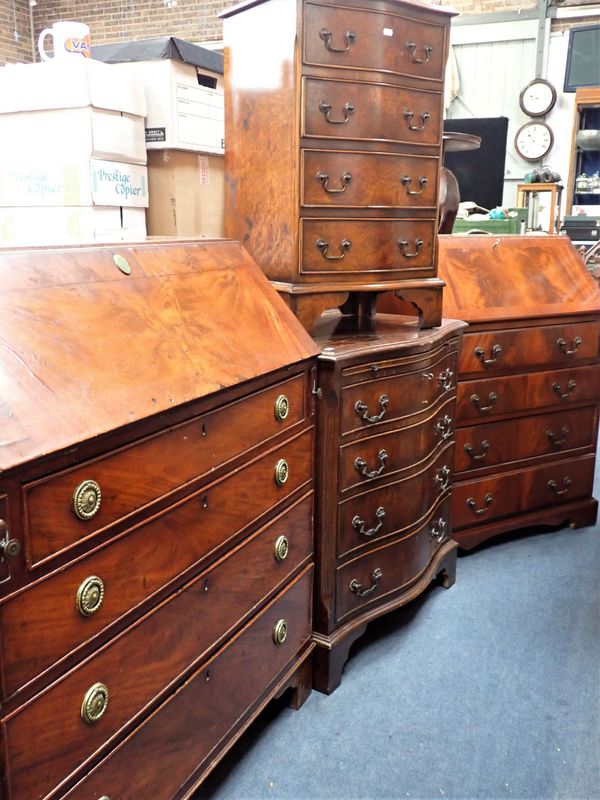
[514,121,554,162]
[519,78,557,117]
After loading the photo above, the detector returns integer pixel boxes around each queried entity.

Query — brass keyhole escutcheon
[272,618,288,645]
[274,535,289,562]
[113,254,131,275]
[76,576,105,617]
[274,459,289,486]
[274,394,290,422]
[72,480,102,520]
[99,796,111,800]
[81,682,109,724]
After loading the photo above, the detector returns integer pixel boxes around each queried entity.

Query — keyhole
[201,423,207,436]
[201,495,208,509]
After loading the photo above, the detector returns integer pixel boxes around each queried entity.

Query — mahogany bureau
[311,313,465,693]
[438,234,600,550]
[0,240,319,800]
[222,0,456,331]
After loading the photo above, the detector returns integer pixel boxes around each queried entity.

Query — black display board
[564,25,600,92]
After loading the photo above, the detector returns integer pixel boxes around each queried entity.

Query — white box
[0,206,146,245]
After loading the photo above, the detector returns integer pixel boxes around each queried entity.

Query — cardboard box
[0,206,146,244]
[93,37,224,154]
[146,150,224,238]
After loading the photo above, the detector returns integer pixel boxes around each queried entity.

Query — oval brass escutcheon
[76,575,105,617]
[274,394,290,421]
[113,254,131,275]
[274,459,289,486]
[81,682,109,724]
[274,535,289,562]
[99,796,111,800]
[272,618,288,645]
[72,480,102,521]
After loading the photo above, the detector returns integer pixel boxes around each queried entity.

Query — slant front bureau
[311,313,465,692]
[0,240,319,800]
[438,235,600,550]
[222,0,456,331]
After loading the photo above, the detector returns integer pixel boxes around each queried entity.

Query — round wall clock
[519,78,557,117]
[514,121,554,162]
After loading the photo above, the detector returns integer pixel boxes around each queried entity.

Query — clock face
[514,121,554,162]
[519,79,557,117]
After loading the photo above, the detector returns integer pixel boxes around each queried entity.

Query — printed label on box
[90,160,149,208]
[146,127,166,143]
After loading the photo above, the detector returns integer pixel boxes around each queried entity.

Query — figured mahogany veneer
[437,235,600,549]
[0,240,319,800]
[311,313,465,693]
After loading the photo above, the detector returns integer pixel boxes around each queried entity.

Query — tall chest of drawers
[438,235,600,550]
[222,0,456,331]
[0,240,319,800]
[311,314,465,693]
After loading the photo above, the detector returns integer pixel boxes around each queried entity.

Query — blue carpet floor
[194,487,600,799]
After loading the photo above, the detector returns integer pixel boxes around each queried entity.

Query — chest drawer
[3,520,313,800]
[459,322,600,376]
[24,376,309,568]
[455,405,598,474]
[452,453,596,531]
[456,364,600,423]
[301,218,435,277]
[301,150,439,209]
[303,78,442,146]
[336,496,450,623]
[303,2,447,82]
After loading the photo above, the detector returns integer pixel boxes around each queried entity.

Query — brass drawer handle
[546,426,569,448]
[434,465,451,493]
[272,618,288,645]
[403,109,430,132]
[349,567,382,598]
[354,449,388,479]
[354,394,389,423]
[405,42,433,64]
[467,493,493,515]
[318,100,355,124]
[398,237,424,258]
[557,336,582,356]
[438,368,455,392]
[400,174,428,196]
[316,170,352,194]
[548,477,572,497]
[274,394,290,421]
[319,28,356,53]
[470,392,498,414]
[352,506,385,538]
[81,682,109,724]
[0,519,20,560]
[274,459,289,486]
[76,575,105,617]
[72,479,102,521]
[430,516,447,543]
[464,440,490,462]
[474,344,502,367]
[316,237,352,260]
[435,415,453,441]
[553,379,577,400]
[274,535,289,562]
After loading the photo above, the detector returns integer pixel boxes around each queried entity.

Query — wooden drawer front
[301,150,439,208]
[455,406,598,474]
[24,373,308,568]
[301,219,435,277]
[303,78,442,146]
[340,398,454,493]
[336,497,451,622]
[60,567,313,800]
[459,322,600,376]
[341,346,457,435]
[455,364,600,424]
[303,3,447,81]
[452,453,596,531]
[338,443,453,558]
[0,490,313,701]
[3,529,313,800]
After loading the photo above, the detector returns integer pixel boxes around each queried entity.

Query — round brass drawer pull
[274,535,289,562]
[72,480,102,520]
[274,394,290,421]
[273,618,288,645]
[81,682,109,724]
[274,459,289,486]
[76,575,105,617]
